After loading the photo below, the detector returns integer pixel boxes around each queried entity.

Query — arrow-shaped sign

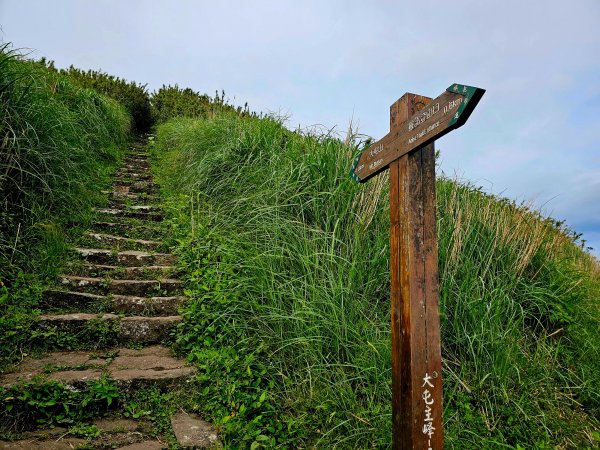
[350,83,485,183]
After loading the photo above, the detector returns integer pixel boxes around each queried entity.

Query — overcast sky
[1,0,599,256]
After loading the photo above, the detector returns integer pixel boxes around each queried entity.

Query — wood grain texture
[389,93,444,449]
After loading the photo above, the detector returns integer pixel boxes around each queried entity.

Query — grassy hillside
[151,112,600,449]
[0,45,131,368]
[41,60,153,133]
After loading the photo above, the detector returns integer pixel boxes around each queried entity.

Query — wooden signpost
[350,84,485,449]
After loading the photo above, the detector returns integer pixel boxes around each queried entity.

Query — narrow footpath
[0,139,221,449]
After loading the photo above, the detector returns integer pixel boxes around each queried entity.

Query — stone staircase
[0,140,221,449]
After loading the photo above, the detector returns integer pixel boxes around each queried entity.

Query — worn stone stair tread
[116,442,165,450]
[111,278,182,295]
[122,166,151,173]
[37,314,181,343]
[0,346,194,390]
[70,263,177,279]
[39,312,120,321]
[119,315,181,337]
[115,174,153,181]
[90,221,164,238]
[94,207,163,221]
[42,289,104,307]
[59,275,183,296]
[109,192,159,202]
[116,168,152,174]
[110,191,158,198]
[171,412,222,449]
[0,437,88,449]
[95,207,160,215]
[110,294,187,315]
[85,232,162,250]
[95,206,162,214]
[92,219,162,228]
[122,162,151,170]
[116,169,151,175]
[0,436,165,450]
[111,178,153,185]
[108,199,160,209]
[122,167,151,173]
[110,182,157,194]
[42,290,186,315]
[75,248,176,266]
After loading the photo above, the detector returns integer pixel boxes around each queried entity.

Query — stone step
[0,418,166,449]
[83,232,162,251]
[98,205,162,213]
[75,248,176,267]
[0,345,193,389]
[112,181,157,194]
[124,156,150,164]
[90,221,164,240]
[58,276,183,296]
[115,172,153,181]
[122,161,151,170]
[110,294,186,315]
[69,263,177,280]
[95,207,163,222]
[171,412,222,449]
[109,193,160,205]
[37,314,181,344]
[124,159,150,165]
[100,190,160,205]
[108,198,160,210]
[42,290,186,315]
[111,178,155,187]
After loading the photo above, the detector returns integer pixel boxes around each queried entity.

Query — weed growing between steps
[0,380,188,445]
[0,377,119,432]
[0,275,43,371]
[152,112,600,449]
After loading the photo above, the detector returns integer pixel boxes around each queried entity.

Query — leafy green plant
[0,274,42,370]
[0,377,120,430]
[68,423,101,438]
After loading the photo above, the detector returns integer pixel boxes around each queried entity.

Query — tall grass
[41,60,152,133]
[0,44,130,277]
[0,44,130,369]
[151,85,254,124]
[153,112,599,448]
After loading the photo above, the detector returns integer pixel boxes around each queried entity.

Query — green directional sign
[350,83,485,183]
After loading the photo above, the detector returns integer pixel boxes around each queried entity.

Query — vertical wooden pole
[390,93,444,449]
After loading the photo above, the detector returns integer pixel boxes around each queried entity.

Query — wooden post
[389,93,444,449]
[349,82,484,448]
